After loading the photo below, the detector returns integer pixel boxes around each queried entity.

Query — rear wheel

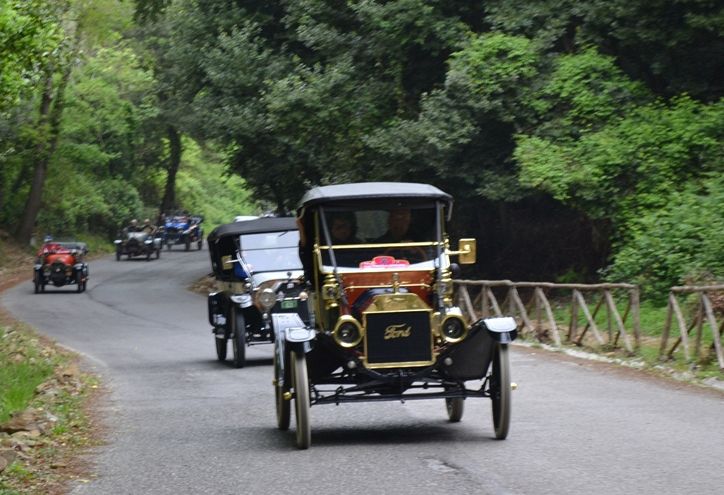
[231,308,246,368]
[446,398,464,422]
[215,335,227,361]
[490,343,511,439]
[274,349,290,431]
[292,350,310,449]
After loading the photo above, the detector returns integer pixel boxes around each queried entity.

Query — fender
[272,313,315,346]
[481,316,518,343]
[272,313,315,388]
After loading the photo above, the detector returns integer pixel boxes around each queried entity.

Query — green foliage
[174,139,257,228]
[0,0,63,110]
[605,174,724,296]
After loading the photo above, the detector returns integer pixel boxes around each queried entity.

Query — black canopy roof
[298,182,452,209]
[207,217,297,243]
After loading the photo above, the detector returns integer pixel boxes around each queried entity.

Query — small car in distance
[162,213,204,251]
[114,229,162,261]
[206,217,309,368]
[33,240,89,293]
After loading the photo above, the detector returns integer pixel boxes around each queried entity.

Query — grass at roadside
[0,329,55,423]
[0,234,101,494]
[0,320,100,495]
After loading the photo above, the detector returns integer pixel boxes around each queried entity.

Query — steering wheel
[383,246,429,264]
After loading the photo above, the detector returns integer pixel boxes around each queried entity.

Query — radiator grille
[363,310,433,368]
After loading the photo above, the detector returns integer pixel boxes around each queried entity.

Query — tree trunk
[16,11,78,245]
[15,68,71,244]
[160,125,181,213]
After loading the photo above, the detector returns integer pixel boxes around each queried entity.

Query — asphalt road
[2,249,723,495]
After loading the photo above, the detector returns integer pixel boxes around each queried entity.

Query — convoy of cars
[31,182,516,451]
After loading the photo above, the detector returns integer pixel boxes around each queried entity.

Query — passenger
[328,213,359,245]
[141,218,156,235]
[127,219,141,232]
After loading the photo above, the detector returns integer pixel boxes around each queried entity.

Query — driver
[374,208,413,243]
[127,219,141,232]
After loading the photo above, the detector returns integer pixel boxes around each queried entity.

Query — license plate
[281,299,298,309]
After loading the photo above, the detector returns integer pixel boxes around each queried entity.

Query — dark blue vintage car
[161,213,204,251]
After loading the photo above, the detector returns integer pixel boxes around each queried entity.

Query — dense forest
[1,0,722,296]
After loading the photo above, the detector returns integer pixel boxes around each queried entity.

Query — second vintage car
[206,217,309,368]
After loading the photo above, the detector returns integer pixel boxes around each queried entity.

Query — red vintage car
[33,241,89,293]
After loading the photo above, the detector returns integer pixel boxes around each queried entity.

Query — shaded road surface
[2,250,723,495]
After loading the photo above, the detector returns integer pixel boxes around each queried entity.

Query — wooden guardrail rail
[660,285,724,370]
[453,280,640,353]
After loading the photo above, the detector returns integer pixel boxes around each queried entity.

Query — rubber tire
[34,276,40,294]
[292,350,310,449]
[274,350,290,431]
[197,239,203,250]
[215,336,227,361]
[491,343,511,439]
[116,250,121,261]
[231,308,246,368]
[185,237,191,251]
[446,398,464,422]
[76,272,84,293]
[156,248,161,259]
[167,242,172,251]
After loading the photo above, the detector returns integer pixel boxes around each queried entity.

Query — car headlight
[332,315,364,348]
[256,288,276,310]
[440,315,468,343]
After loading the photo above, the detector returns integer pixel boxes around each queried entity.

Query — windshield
[319,205,442,269]
[240,230,301,273]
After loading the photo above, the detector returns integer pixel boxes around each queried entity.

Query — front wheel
[490,343,511,439]
[197,239,203,250]
[231,308,246,368]
[76,272,84,293]
[185,237,191,251]
[446,398,464,423]
[156,248,161,259]
[33,275,40,294]
[215,335,227,361]
[116,250,121,261]
[274,349,290,431]
[292,350,310,449]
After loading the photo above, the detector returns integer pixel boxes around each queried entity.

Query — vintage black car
[273,182,517,449]
[33,241,89,293]
[114,230,163,261]
[206,217,309,368]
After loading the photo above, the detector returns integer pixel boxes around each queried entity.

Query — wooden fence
[453,280,640,353]
[659,285,724,370]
